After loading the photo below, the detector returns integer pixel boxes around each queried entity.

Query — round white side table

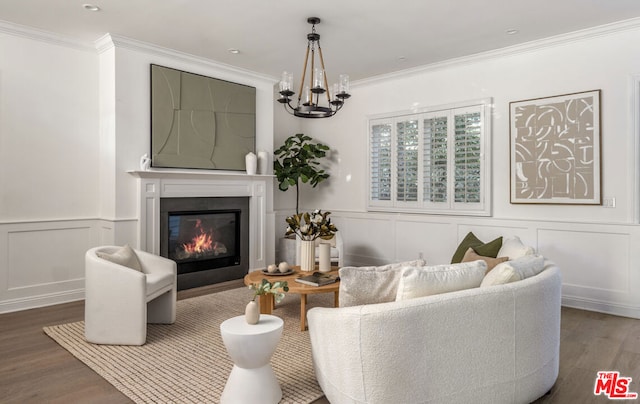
[219,314,284,404]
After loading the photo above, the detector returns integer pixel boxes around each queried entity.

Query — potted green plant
[245,279,289,324]
[273,133,330,215]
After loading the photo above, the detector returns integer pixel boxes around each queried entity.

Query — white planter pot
[299,240,316,272]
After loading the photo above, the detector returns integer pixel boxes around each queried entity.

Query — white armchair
[295,231,344,268]
[84,245,177,345]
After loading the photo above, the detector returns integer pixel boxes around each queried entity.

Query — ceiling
[2,0,640,82]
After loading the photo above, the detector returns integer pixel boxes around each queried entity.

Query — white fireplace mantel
[129,170,274,270]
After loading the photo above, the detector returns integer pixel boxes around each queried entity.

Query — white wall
[276,22,640,318]
[0,26,277,312]
[0,27,101,312]
[0,30,100,221]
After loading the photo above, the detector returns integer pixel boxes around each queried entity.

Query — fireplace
[160,197,249,290]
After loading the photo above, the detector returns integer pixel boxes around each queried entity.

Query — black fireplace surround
[160,197,249,290]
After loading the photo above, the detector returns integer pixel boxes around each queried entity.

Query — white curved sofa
[307,261,561,404]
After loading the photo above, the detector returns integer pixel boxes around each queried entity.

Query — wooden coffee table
[244,266,340,331]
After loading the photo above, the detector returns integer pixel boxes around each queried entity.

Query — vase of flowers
[285,209,338,272]
[299,240,316,272]
[246,279,289,324]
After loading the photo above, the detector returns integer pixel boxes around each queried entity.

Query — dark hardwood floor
[1,283,639,403]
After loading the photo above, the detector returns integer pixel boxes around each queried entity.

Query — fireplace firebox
[160,197,249,290]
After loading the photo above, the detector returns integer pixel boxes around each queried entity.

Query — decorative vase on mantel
[245,152,257,175]
[299,240,316,272]
[245,300,260,324]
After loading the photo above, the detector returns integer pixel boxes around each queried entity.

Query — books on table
[295,272,339,287]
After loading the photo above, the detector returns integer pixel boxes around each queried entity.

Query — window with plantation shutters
[424,114,448,204]
[370,122,392,202]
[396,119,419,203]
[368,99,491,216]
[454,110,482,204]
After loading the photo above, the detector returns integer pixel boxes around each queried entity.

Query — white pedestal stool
[219,314,284,404]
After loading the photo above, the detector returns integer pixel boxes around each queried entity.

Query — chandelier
[277,17,351,118]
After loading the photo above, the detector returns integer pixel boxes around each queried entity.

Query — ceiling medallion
[277,17,351,118]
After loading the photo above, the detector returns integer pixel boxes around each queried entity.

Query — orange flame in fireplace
[182,219,214,254]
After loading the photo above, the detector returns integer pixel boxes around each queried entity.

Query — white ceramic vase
[245,300,260,324]
[245,152,257,175]
[257,151,269,175]
[299,240,316,272]
[318,243,331,272]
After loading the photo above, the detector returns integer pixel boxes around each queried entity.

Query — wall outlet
[603,197,616,208]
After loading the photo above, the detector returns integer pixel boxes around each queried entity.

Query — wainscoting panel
[537,226,640,317]
[0,220,100,313]
[7,225,91,289]
[342,215,401,266]
[395,219,454,264]
[539,229,630,294]
[0,218,141,313]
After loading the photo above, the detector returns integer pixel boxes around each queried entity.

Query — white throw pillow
[480,262,517,286]
[395,261,487,301]
[480,255,545,287]
[96,245,143,272]
[338,259,426,307]
[497,236,535,260]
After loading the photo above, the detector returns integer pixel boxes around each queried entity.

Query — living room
[2,2,640,318]
[1,1,640,402]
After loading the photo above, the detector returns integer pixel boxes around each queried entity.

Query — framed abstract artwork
[509,90,601,204]
[150,64,256,171]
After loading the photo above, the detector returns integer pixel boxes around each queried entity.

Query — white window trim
[367,98,493,217]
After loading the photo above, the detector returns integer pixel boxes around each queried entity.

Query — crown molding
[3,15,639,88]
[96,33,278,85]
[0,19,94,52]
[354,17,640,88]
[0,20,277,85]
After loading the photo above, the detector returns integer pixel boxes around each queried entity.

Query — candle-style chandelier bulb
[280,71,293,93]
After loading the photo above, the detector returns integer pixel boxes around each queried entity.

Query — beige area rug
[44,287,331,404]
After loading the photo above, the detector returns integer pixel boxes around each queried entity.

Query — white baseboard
[562,296,640,319]
[0,289,84,314]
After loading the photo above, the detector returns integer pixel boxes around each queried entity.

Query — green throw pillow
[451,232,503,263]
[474,236,503,258]
[451,232,483,263]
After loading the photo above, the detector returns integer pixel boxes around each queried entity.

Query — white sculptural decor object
[245,152,257,175]
[140,153,151,171]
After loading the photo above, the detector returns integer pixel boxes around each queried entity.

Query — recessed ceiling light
[83,4,101,12]
[397,56,407,63]
[506,29,519,35]
[227,48,240,54]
